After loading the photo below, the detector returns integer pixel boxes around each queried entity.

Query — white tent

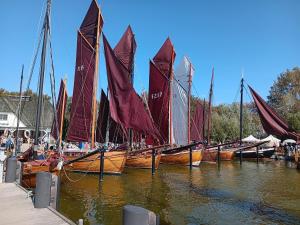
[282,139,296,145]
[261,135,281,147]
[242,135,260,143]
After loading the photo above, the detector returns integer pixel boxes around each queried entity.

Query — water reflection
[59,161,300,225]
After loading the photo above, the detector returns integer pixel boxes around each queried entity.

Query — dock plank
[0,183,73,225]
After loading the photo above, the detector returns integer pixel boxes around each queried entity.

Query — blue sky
[0,0,299,105]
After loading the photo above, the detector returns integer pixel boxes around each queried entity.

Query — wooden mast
[187,59,193,144]
[91,4,102,148]
[58,79,67,147]
[169,49,175,146]
[207,67,214,145]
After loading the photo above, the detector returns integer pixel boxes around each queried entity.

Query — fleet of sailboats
[11,0,299,189]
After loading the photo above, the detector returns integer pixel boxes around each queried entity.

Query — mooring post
[217,145,221,167]
[34,172,52,208]
[50,174,61,210]
[189,147,193,169]
[151,149,155,175]
[123,205,159,225]
[256,146,259,164]
[5,157,17,183]
[239,149,242,165]
[99,149,105,182]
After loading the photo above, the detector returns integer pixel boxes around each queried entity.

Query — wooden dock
[0,183,75,225]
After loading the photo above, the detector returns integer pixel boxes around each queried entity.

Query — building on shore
[0,95,53,143]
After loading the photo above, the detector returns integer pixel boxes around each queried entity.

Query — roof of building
[0,95,53,129]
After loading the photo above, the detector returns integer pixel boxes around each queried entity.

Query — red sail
[148,61,170,143]
[103,35,160,138]
[80,0,103,49]
[153,38,176,78]
[67,1,103,142]
[190,101,204,141]
[51,79,67,140]
[114,25,136,76]
[249,85,299,140]
[96,90,109,143]
[148,38,176,144]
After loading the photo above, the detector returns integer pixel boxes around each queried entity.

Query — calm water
[59,161,300,225]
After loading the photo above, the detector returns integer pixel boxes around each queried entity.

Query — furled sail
[148,38,176,144]
[172,56,194,145]
[103,35,159,138]
[96,90,109,143]
[190,101,205,142]
[249,85,299,140]
[67,0,103,142]
[51,79,67,140]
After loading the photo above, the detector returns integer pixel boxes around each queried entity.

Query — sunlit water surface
[59,161,300,225]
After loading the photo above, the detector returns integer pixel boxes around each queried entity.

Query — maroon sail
[51,79,67,140]
[103,35,159,138]
[190,101,204,141]
[96,90,109,143]
[114,25,136,77]
[67,0,103,142]
[249,85,299,140]
[153,38,176,78]
[207,68,214,144]
[148,38,176,144]
[148,61,170,143]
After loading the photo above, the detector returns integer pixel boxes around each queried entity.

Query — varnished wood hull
[220,151,235,161]
[161,149,202,166]
[21,161,58,189]
[202,150,217,162]
[126,152,161,169]
[64,151,127,174]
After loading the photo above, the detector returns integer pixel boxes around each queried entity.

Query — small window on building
[0,114,8,121]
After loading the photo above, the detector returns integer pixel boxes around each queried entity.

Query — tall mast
[187,61,192,144]
[58,79,67,147]
[202,98,206,143]
[91,8,102,148]
[207,67,214,145]
[169,51,175,145]
[34,0,51,156]
[128,32,135,150]
[15,65,24,156]
[239,75,244,145]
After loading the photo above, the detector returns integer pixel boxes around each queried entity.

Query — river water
[59,161,300,225]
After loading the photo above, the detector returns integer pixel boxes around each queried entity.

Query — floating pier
[0,183,75,225]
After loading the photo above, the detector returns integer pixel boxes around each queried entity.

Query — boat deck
[0,183,75,225]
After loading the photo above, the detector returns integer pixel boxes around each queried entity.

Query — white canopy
[282,139,296,145]
[261,135,281,147]
[242,135,260,143]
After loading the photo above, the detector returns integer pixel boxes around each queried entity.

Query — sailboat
[61,0,127,174]
[21,0,62,188]
[147,39,202,166]
[101,31,162,169]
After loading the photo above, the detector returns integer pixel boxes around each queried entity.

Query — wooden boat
[21,158,59,189]
[64,150,127,174]
[202,149,235,162]
[161,148,202,166]
[126,150,161,169]
[220,150,235,160]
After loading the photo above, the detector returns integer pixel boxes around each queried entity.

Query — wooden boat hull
[64,151,127,174]
[161,149,202,166]
[220,151,235,161]
[202,150,217,162]
[126,152,161,169]
[21,160,58,189]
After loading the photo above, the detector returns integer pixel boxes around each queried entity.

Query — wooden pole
[217,145,221,167]
[239,76,244,165]
[151,149,155,175]
[169,50,175,145]
[189,147,193,169]
[58,79,66,147]
[91,9,102,149]
[256,146,259,164]
[15,65,24,156]
[187,61,192,144]
[99,149,104,181]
